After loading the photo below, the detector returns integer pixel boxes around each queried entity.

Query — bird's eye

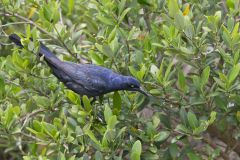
[130,84,135,88]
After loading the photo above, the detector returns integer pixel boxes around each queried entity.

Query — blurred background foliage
[0,0,240,159]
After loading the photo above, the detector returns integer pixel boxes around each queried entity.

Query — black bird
[9,34,148,97]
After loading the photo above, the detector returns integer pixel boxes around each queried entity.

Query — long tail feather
[9,34,61,65]
[9,34,23,48]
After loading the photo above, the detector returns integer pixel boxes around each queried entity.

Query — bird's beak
[137,87,149,97]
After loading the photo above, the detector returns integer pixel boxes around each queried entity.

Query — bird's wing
[59,63,110,93]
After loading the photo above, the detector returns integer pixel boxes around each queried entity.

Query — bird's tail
[9,34,61,64]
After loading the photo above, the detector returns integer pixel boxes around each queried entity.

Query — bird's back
[52,62,119,97]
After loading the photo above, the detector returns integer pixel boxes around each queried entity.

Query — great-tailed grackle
[9,34,148,97]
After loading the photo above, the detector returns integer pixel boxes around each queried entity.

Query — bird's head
[114,76,148,96]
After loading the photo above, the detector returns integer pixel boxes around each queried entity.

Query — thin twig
[1,21,32,27]
[53,24,78,60]
[203,137,229,160]
[3,11,56,40]
[56,0,63,25]
[13,132,44,142]
[226,141,240,155]
[18,108,47,129]
[1,10,78,60]
[143,8,151,32]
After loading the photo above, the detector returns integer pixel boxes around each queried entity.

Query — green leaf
[222,25,232,47]
[118,8,131,24]
[219,72,228,82]
[169,143,178,159]
[130,140,142,160]
[187,111,199,129]
[200,66,210,89]
[153,131,170,142]
[231,22,239,37]
[50,2,60,23]
[84,129,101,148]
[193,121,208,135]
[95,43,103,53]
[110,36,119,54]
[118,0,126,14]
[26,127,45,138]
[41,2,60,23]
[83,153,89,160]
[152,115,160,128]
[236,111,240,122]
[43,6,51,22]
[12,50,24,69]
[187,153,201,160]
[96,15,115,26]
[33,95,50,108]
[157,59,165,83]
[102,132,108,147]
[208,111,217,124]
[82,95,92,112]
[228,63,240,85]
[176,124,191,134]
[58,152,66,160]
[149,89,161,95]
[23,156,32,160]
[108,26,117,42]
[32,120,42,132]
[213,77,226,89]
[22,59,29,69]
[0,76,5,95]
[42,122,58,139]
[226,0,235,9]
[116,126,127,139]
[89,50,104,65]
[129,66,138,77]
[137,0,152,6]
[178,70,186,92]
[168,0,180,18]
[150,64,159,76]
[137,65,146,80]
[234,52,239,65]
[113,91,122,115]
[174,12,185,29]
[192,75,200,90]
[68,0,74,15]
[179,107,188,126]
[26,24,31,38]
[102,44,114,57]
[69,155,76,160]
[107,115,118,129]
[163,62,173,82]
[95,151,103,160]
[184,17,195,39]
[4,106,20,129]
[214,11,222,24]
[128,27,141,40]
[104,105,112,123]
[160,114,171,129]
[65,90,80,105]
[227,17,235,31]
